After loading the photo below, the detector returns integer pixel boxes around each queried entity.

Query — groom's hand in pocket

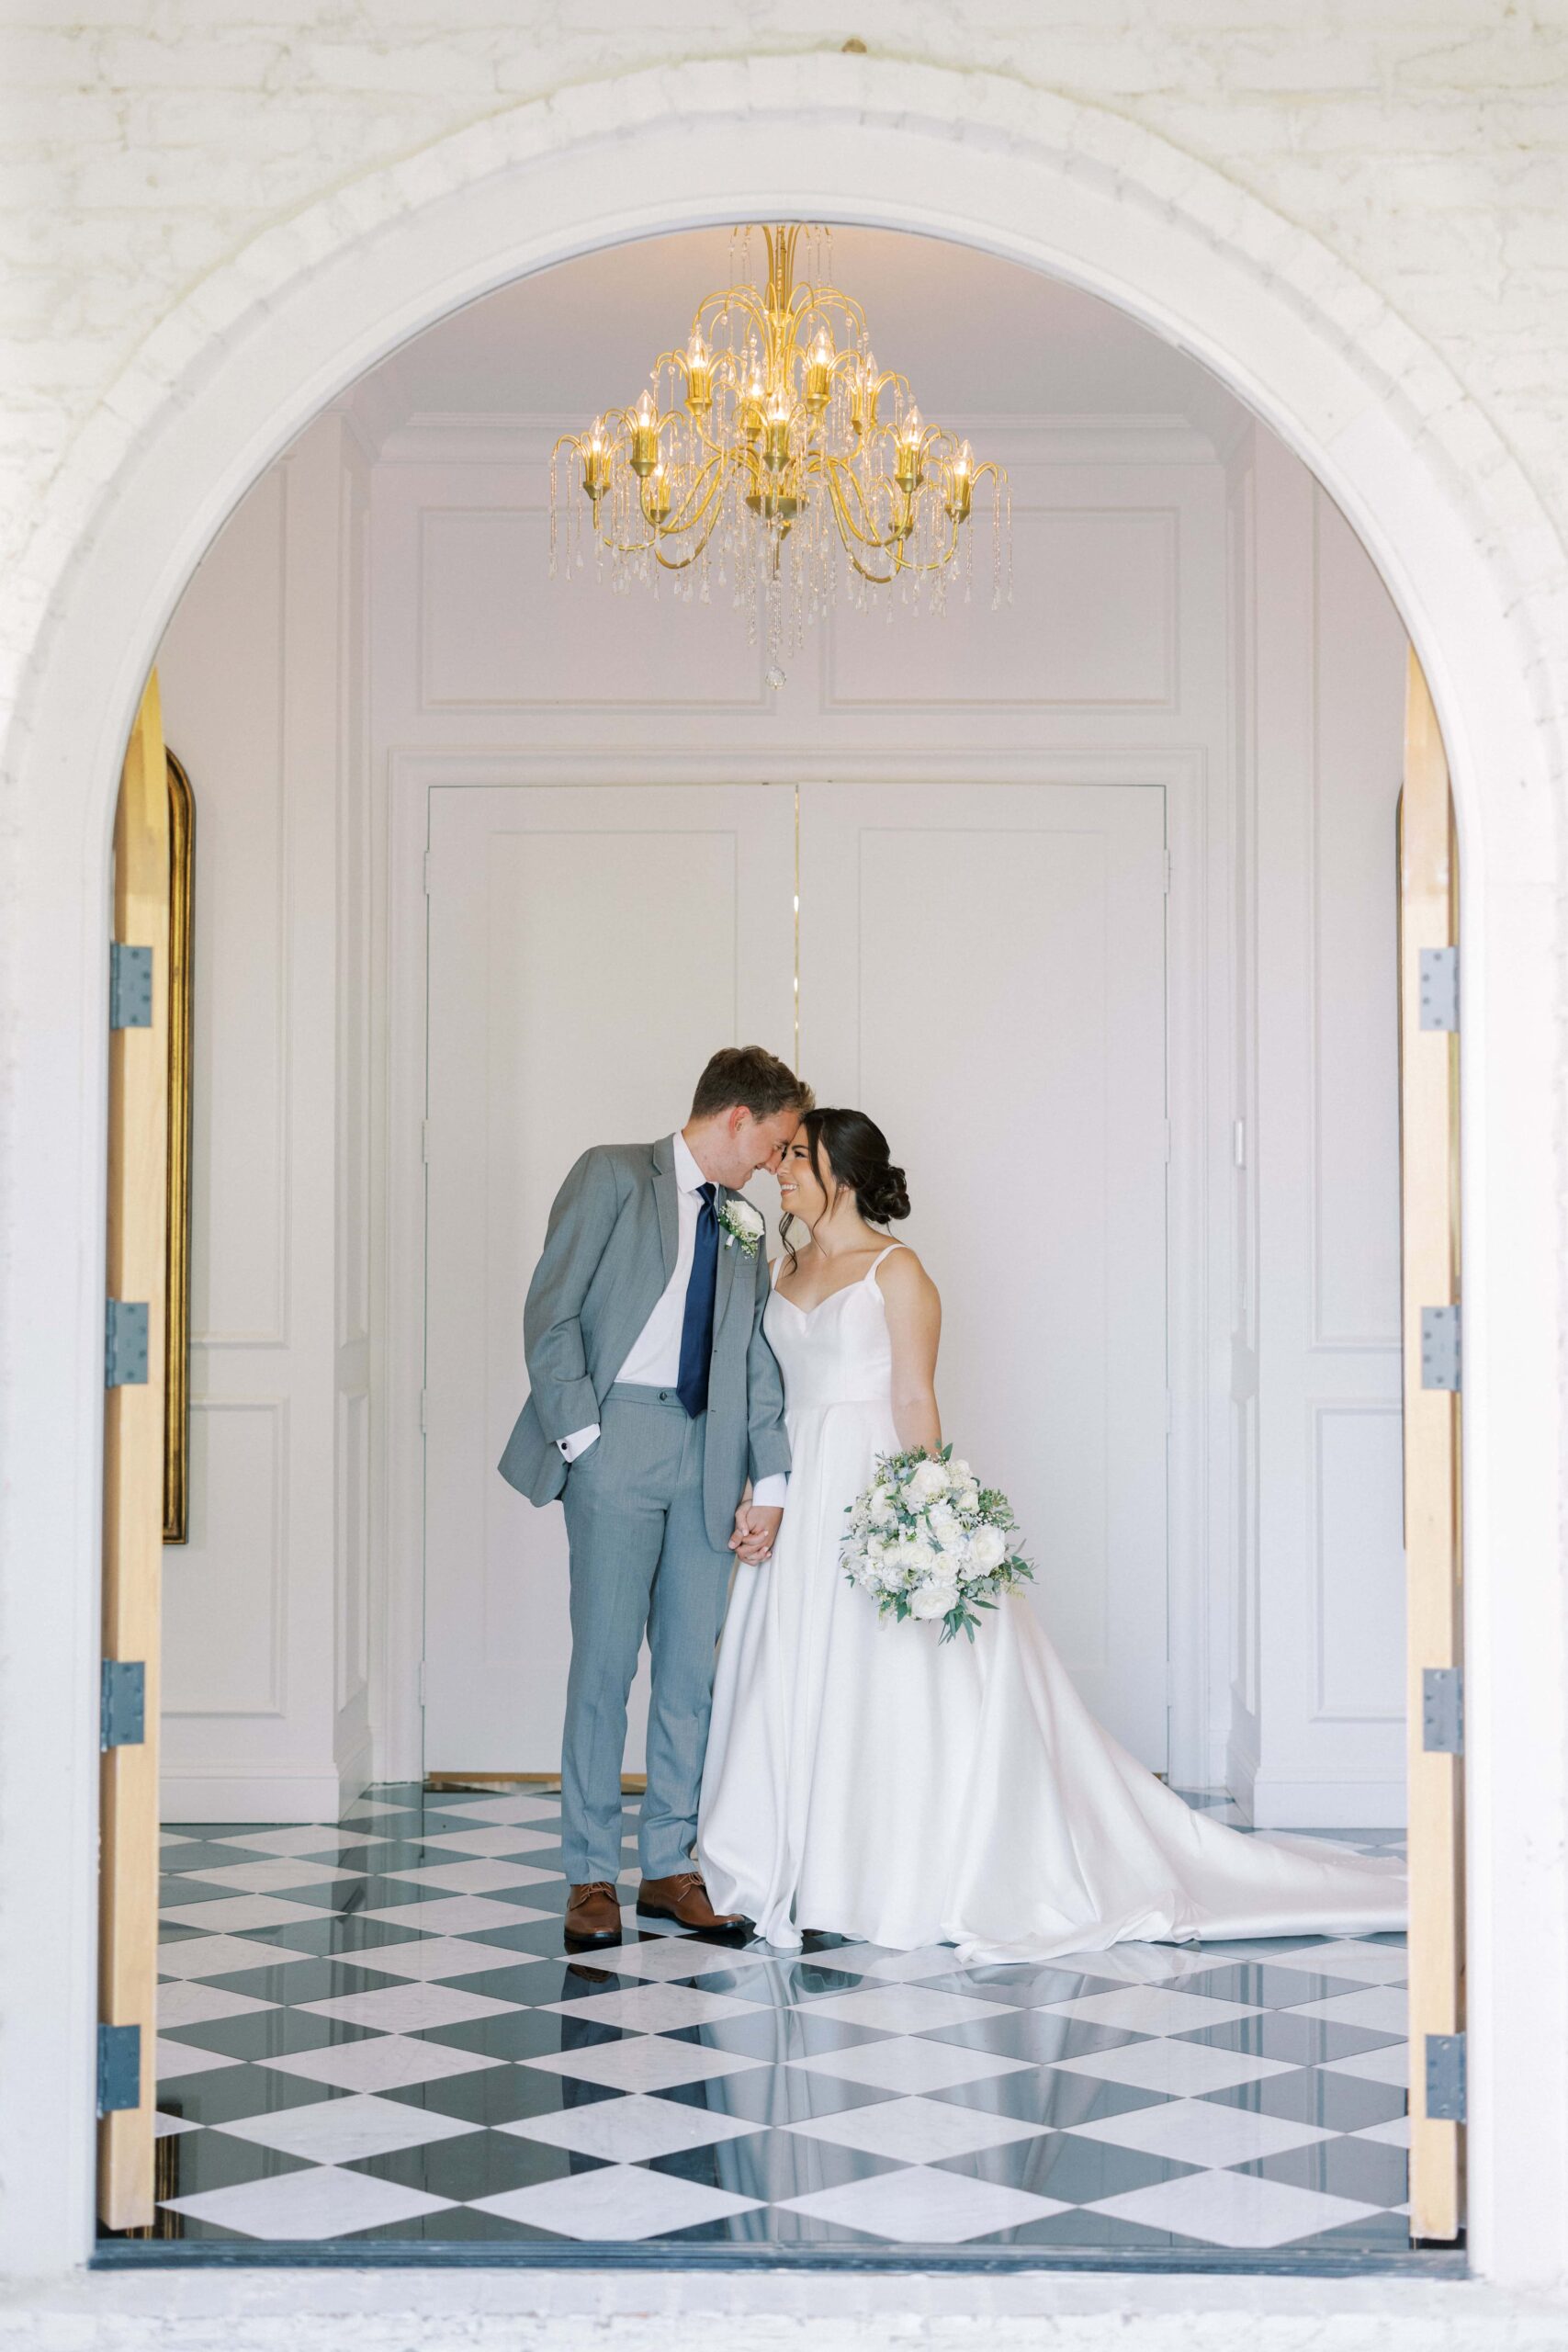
[730,1503,783,1566]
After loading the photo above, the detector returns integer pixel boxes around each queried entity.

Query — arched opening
[123,221,1439,2262]
[6,59,1561,2295]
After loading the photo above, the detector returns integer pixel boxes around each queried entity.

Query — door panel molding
[384,750,1219,1787]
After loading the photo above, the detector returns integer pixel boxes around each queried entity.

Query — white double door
[423,780,1170,1777]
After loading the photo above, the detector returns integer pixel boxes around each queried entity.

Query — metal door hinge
[108,942,153,1030]
[100,1659,146,1751]
[1419,944,1459,1033]
[1422,1665,1463,1756]
[105,1299,150,1388]
[1420,1304,1461,1392]
[97,2021,141,2116]
[1425,2031,1466,2123]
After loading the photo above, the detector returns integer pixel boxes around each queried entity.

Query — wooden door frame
[98,671,170,2233]
[1399,652,1465,2242]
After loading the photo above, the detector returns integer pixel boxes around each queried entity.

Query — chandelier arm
[695,287,771,345]
[823,458,904,555]
[653,458,727,539]
[649,511,725,573]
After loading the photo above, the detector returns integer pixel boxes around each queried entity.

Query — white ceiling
[348,224,1249,449]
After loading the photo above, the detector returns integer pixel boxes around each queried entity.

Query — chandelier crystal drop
[549,224,1011,686]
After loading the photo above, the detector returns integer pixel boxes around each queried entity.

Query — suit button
[658,1390,668,1401]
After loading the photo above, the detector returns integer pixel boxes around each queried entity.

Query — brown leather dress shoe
[565,1880,622,1942]
[637,1871,749,1932]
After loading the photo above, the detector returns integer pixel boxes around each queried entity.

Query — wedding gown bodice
[763,1258,897,1412]
[700,1241,1405,1962]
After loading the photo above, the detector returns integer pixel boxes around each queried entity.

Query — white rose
[910,1582,959,1621]
[907,1458,952,1506]
[728,1199,764,1238]
[955,1483,981,1514]
[967,1524,1008,1573]
[868,1485,896,1526]
[899,1537,936,1577]
[949,1458,973,1484]
[927,1503,961,1546]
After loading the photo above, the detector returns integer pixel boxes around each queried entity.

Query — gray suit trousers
[559,1384,734,1883]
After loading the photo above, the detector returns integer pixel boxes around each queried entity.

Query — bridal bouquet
[841,1444,1033,1645]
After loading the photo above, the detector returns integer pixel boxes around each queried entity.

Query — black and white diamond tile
[125,1782,1410,2252]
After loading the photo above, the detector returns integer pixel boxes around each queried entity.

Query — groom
[498,1046,812,1944]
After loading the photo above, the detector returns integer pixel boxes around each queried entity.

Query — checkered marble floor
[129,1785,1410,2256]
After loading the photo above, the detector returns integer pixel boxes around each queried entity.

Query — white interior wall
[155,353,1407,1827]
[1226,429,1410,1826]
[156,410,372,1823]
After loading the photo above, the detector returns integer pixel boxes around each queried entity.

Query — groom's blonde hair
[691,1046,814,1124]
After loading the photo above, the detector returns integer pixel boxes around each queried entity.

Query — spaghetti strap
[866,1242,907,1282]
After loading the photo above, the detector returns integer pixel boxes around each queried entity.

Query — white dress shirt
[558,1130,787,1510]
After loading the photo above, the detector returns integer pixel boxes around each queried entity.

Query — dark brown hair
[782,1107,912,1267]
[690,1045,814,1125]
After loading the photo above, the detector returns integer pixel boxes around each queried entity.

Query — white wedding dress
[698,1244,1406,1962]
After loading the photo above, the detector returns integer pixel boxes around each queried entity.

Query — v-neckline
[773,1266,880,1320]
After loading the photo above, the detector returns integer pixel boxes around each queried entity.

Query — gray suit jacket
[497,1136,791,1551]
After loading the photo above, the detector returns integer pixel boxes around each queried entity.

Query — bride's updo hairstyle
[783,1108,911,1268]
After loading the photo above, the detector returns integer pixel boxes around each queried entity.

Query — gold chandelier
[550,224,1010,686]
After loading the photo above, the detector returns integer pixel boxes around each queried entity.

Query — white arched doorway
[2,57,1562,2295]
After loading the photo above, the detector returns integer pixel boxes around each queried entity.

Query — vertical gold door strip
[793,783,802,1076]
[1398,649,1464,2243]
[163,751,194,1543]
[99,671,170,2232]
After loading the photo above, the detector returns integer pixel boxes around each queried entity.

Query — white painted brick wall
[1,3,1566,582]
[2,9,1567,2322]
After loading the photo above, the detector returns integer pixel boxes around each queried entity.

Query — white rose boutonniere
[716,1196,765,1257]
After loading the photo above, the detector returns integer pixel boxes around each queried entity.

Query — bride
[698,1107,1406,1963]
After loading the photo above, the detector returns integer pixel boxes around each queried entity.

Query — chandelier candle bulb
[629,389,660,479]
[549,222,1009,683]
[684,330,713,413]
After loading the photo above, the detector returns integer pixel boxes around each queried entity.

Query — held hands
[730,1501,783,1566]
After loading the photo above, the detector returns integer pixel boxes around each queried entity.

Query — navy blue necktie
[676,1182,719,1419]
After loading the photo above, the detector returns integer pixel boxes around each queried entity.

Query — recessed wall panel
[163,1402,285,1717]
[827,507,1177,708]
[1314,1404,1405,1721]
[418,509,766,708]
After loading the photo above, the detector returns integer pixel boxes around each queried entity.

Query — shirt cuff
[558,1423,601,1464]
[750,1474,788,1510]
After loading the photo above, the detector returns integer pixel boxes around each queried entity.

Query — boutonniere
[716,1196,765,1257]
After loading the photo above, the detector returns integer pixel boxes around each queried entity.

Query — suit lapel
[713,1185,742,1339]
[650,1134,679,1283]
